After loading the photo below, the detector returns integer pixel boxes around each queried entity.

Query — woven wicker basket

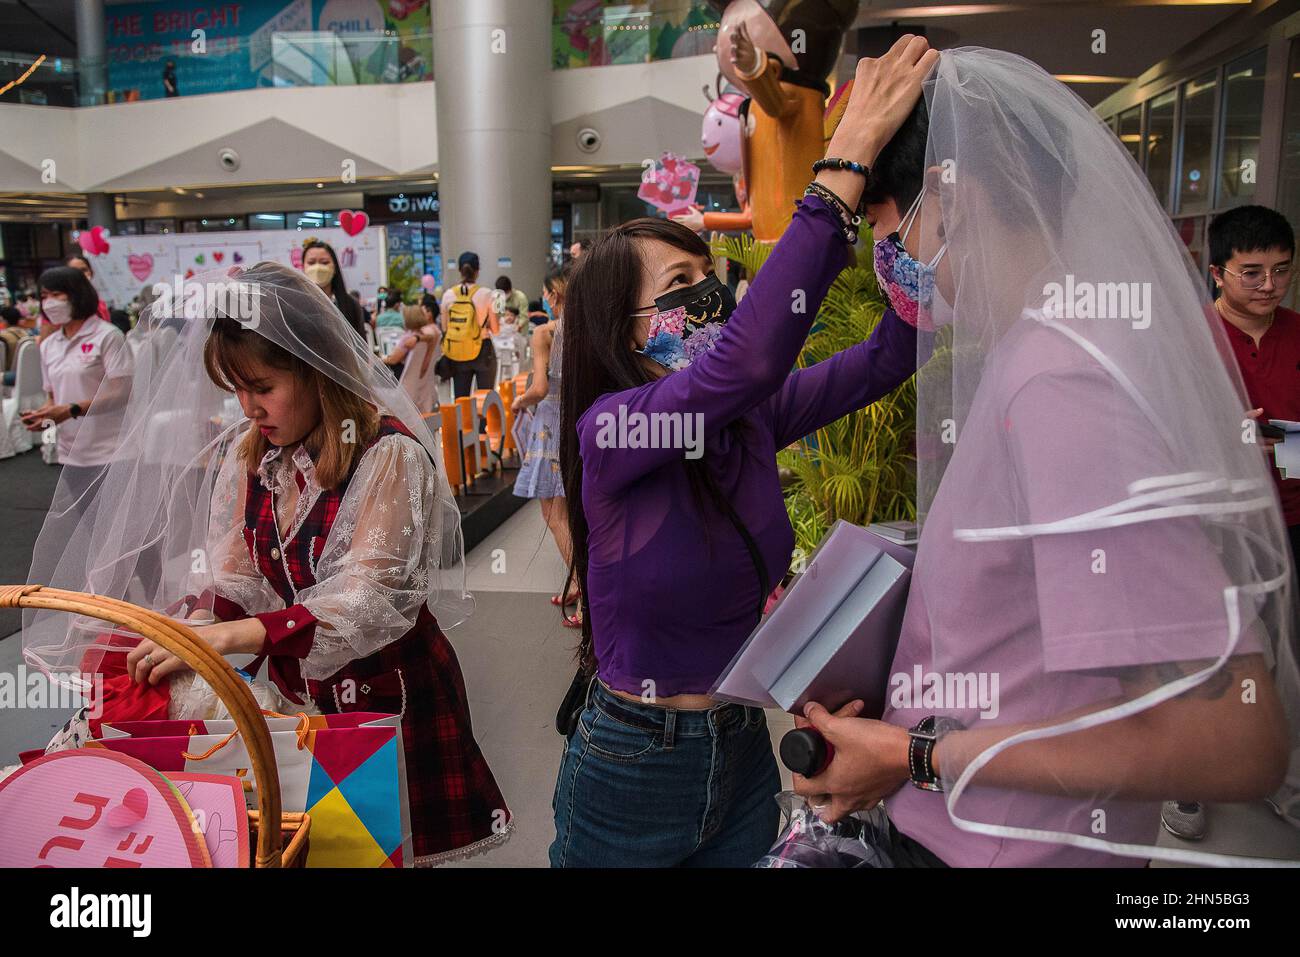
[0,584,310,868]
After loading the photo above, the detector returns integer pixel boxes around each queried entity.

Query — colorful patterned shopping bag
[87,715,412,867]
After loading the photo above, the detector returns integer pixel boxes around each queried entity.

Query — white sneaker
[1161,800,1207,841]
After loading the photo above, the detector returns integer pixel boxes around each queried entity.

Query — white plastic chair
[2,339,44,455]
[399,338,441,416]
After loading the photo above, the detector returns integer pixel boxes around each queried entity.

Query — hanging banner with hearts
[77,227,384,310]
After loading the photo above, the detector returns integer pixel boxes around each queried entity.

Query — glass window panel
[1216,48,1268,210]
[1277,39,1300,310]
[1146,90,1176,210]
[1118,105,1142,168]
[1176,70,1217,216]
[251,213,286,229]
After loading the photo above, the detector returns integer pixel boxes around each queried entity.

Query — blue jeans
[550,679,781,867]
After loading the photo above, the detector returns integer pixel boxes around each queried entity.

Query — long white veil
[24,262,471,682]
[907,48,1298,865]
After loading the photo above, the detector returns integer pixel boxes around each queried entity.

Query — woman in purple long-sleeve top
[548,36,941,868]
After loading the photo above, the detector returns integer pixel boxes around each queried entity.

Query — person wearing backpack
[439,251,500,402]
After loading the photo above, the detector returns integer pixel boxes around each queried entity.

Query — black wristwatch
[907,715,964,792]
[68,403,83,419]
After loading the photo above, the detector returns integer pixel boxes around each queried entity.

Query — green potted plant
[711,232,918,573]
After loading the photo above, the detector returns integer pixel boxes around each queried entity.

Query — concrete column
[433,0,553,300]
[74,0,107,106]
[85,192,117,231]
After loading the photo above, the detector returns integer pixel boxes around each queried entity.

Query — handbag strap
[705,481,770,622]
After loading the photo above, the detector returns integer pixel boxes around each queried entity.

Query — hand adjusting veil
[25,261,471,685]
[907,49,1299,864]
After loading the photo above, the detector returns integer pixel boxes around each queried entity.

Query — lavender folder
[709,520,914,717]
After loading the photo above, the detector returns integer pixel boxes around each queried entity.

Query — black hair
[495,275,512,293]
[38,266,100,321]
[386,289,405,309]
[0,305,20,325]
[420,293,439,315]
[861,97,929,214]
[528,298,544,313]
[559,217,757,673]
[65,253,94,278]
[505,305,520,317]
[301,239,365,337]
[1208,205,1296,269]
[543,262,574,302]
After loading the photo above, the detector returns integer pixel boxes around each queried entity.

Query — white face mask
[42,298,73,326]
[304,262,335,288]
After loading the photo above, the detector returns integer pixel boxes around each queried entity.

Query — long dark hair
[302,239,365,336]
[559,218,757,673]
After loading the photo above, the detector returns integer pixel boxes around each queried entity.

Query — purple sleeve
[579,195,851,496]
[768,307,918,450]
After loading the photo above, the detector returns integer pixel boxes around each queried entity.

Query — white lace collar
[256,443,319,495]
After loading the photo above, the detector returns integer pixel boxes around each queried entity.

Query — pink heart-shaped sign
[213,251,224,263]
[339,209,369,237]
[128,253,154,281]
[106,786,149,827]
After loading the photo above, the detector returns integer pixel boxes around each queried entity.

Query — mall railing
[2,0,722,109]
[552,1,719,69]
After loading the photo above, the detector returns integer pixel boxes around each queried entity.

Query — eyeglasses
[1219,263,1293,290]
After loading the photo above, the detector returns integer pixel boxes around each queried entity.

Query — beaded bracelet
[812,157,870,177]
[804,182,861,244]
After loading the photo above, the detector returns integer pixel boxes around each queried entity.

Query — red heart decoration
[80,342,93,354]
[184,269,195,279]
[213,251,224,263]
[105,786,149,828]
[339,209,369,237]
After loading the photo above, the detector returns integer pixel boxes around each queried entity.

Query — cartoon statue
[689,81,753,233]
[675,0,860,242]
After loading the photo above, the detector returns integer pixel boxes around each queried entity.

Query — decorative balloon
[77,225,111,257]
[420,274,437,292]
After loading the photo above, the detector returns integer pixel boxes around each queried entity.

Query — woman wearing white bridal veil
[25,261,511,865]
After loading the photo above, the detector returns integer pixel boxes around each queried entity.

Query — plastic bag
[754,791,897,868]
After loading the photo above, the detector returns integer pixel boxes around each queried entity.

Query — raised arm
[768,307,919,449]
[579,36,938,496]
[579,194,851,496]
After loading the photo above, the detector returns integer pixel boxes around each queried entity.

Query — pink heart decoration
[77,226,111,257]
[213,251,224,263]
[106,787,149,827]
[128,253,154,281]
[289,248,303,269]
[339,209,369,237]
[80,342,93,354]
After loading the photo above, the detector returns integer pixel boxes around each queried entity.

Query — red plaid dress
[210,416,511,865]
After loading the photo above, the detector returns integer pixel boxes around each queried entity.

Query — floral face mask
[634,274,736,371]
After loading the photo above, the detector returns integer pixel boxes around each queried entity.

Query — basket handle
[0,585,287,867]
